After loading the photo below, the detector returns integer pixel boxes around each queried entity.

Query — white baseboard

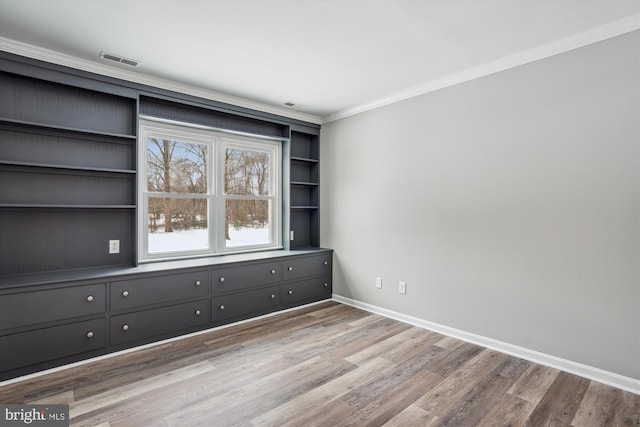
[332,294,640,395]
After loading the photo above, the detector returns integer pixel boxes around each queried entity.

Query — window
[139,119,281,260]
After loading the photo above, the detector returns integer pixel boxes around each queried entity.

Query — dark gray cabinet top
[0,248,332,290]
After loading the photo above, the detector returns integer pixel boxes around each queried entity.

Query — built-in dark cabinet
[211,261,281,295]
[110,270,208,312]
[281,277,331,307]
[0,319,107,372]
[212,286,280,323]
[283,252,331,280]
[110,300,210,346]
[0,283,106,331]
[0,249,332,381]
[0,52,330,382]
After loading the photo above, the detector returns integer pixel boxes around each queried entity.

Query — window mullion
[214,139,225,253]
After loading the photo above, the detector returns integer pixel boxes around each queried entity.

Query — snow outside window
[139,119,282,261]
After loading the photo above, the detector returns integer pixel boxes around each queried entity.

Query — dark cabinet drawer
[282,253,332,281]
[0,283,106,331]
[111,270,208,311]
[212,286,280,322]
[0,318,106,372]
[281,276,331,305]
[212,261,280,295]
[110,300,209,346]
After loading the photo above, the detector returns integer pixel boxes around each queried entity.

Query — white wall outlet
[290,230,295,241]
[109,239,120,254]
[399,281,406,294]
[376,277,383,289]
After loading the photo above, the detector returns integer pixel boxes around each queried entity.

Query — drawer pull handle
[219,305,225,311]
[288,267,293,271]
[288,290,293,295]
[219,277,225,283]
[270,294,276,299]
[86,331,94,338]
[86,295,94,302]
[122,290,129,297]
[271,269,276,274]
[122,324,129,331]
[324,261,329,266]
[324,282,329,287]
[195,310,201,316]
[195,280,201,286]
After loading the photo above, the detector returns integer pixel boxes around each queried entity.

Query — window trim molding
[138,118,283,262]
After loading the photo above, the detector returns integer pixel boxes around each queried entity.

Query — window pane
[148,197,208,253]
[225,199,270,247]
[225,148,270,196]
[147,139,207,194]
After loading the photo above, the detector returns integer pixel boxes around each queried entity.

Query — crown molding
[0,37,323,125]
[1,13,637,127]
[322,15,640,123]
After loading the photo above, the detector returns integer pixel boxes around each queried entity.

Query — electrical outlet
[109,239,120,254]
[399,281,406,294]
[290,230,295,241]
[376,277,383,289]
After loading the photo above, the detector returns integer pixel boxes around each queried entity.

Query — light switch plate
[109,239,120,254]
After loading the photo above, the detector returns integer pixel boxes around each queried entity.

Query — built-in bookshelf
[0,54,322,276]
[0,72,137,275]
[289,130,320,248]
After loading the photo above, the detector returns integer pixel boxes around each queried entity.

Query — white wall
[320,31,639,380]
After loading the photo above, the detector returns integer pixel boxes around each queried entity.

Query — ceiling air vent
[100,51,139,67]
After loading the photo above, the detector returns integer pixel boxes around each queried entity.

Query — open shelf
[0,160,135,175]
[289,208,319,248]
[0,72,136,136]
[291,156,319,163]
[0,120,135,172]
[0,204,136,209]
[290,160,318,184]
[0,70,138,275]
[0,117,136,140]
[290,131,318,160]
[289,131,320,249]
[0,208,134,276]
[0,167,134,206]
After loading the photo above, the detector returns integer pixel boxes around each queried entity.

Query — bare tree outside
[147,138,208,252]
[142,126,277,255]
[224,147,270,246]
[147,138,172,232]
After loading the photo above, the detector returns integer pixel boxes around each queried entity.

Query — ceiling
[0,0,638,123]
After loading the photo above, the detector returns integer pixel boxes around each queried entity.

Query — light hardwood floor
[0,301,638,426]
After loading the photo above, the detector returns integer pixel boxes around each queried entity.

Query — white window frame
[138,118,282,262]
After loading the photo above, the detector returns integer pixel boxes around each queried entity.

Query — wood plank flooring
[0,301,638,426]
